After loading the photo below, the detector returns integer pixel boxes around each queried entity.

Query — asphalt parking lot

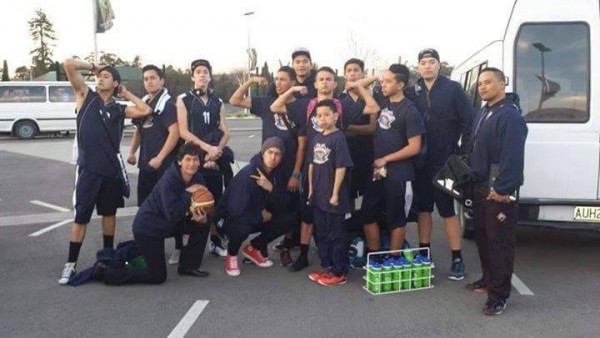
[1,127,599,337]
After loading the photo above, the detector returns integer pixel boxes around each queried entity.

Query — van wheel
[14,120,38,139]
[459,204,475,240]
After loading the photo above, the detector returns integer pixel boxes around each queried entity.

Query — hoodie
[405,76,474,167]
[132,162,205,239]
[216,153,288,227]
[470,93,528,195]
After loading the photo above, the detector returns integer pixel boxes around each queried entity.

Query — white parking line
[29,219,71,237]
[512,273,535,296]
[167,300,209,338]
[30,200,71,212]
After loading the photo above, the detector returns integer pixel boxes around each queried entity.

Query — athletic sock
[300,244,309,259]
[419,242,431,257]
[103,235,114,249]
[451,250,463,262]
[68,242,82,263]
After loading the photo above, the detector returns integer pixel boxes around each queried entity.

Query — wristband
[292,171,302,181]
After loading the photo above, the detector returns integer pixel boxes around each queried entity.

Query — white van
[451,0,600,233]
[0,81,95,139]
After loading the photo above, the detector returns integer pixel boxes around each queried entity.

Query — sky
[0,0,516,76]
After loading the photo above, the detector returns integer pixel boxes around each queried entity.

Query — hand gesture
[291,86,308,96]
[329,194,339,206]
[251,168,273,192]
[148,156,163,170]
[261,209,272,223]
[191,207,207,223]
[345,81,358,91]
[251,76,269,87]
[287,175,299,192]
[127,153,137,165]
[117,84,129,97]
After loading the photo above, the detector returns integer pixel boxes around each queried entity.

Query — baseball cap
[418,48,440,62]
[291,47,311,61]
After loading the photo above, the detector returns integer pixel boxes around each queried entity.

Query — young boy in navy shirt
[307,99,354,286]
[359,64,426,258]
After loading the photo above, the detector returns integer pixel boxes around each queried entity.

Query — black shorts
[74,167,124,224]
[361,179,411,229]
[413,164,456,218]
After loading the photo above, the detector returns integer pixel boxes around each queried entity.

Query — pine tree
[28,9,57,79]
[2,60,9,81]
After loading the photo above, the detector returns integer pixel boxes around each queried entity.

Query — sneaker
[448,259,466,280]
[243,247,269,264]
[350,256,366,269]
[288,256,309,272]
[168,250,180,265]
[225,255,240,277]
[318,272,347,286]
[58,262,76,285]
[280,249,292,266]
[466,278,488,292]
[308,268,329,282]
[483,299,507,316]
[242,244,273,267]
[208,240,227,258]
[272,239,300,252]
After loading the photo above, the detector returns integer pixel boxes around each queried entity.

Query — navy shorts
[361,179,410,229]
[74,167,124,224]
[413,164,456,218]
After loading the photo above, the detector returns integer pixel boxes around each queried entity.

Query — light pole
[244,11,255,109]
[533,42,551,111]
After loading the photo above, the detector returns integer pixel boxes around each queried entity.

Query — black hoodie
[470,93,528,195]
[132,162,205,239]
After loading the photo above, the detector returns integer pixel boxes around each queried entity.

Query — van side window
[461,62,487,109]
[515,22,590,123]
[49,86,75,102]
[0,86,47,103]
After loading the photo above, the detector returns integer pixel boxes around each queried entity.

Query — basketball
[189,186,214,215]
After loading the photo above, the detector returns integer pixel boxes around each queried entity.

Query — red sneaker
[318,272,347,286]
[308,268,329,282]
[242,244,273,267]
[225,255,240,277]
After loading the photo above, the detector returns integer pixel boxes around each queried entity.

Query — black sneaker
[288,256,309,272]
[466,278,488,292]
[483,299,507,316]
[448,258,466,280]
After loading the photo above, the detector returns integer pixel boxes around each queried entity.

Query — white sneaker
[225,255,240,277]
[208,240,228,258]
[168,250,180,265]
[58,262,76,285]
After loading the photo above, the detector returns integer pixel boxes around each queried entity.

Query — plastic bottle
[382,260,393,292]
[391,258,401,291]
[412,256,423,288]
[400,257,411,290]
[403,242,414,263]
[422,256,431,287]
[369,262,382,294]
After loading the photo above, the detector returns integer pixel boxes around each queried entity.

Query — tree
[13,66,31,81]
[345,30,383,73]
[2,60,9,81]
[28,9,57,79]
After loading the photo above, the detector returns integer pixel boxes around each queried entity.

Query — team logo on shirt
[312,143,331,164]
[378,108,396,130]
[142,115,154,128]
[310,115,324,133]
[273,114,288,131]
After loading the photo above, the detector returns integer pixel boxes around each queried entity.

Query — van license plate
[573,206,600,222]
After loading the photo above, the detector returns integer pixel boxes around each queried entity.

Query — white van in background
[0,81,97,139]
[451,0,600,234]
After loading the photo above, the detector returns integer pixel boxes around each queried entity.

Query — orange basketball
[189,186,215,215]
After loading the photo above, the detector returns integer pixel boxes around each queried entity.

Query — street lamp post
[533,42,551,111]
[243,11,255,110]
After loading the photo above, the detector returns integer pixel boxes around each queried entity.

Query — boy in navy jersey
[127,64,181,264]
[177,59,232,258]
[229,66,299,265]
[359,64,426,258]
[307,99,354,286]
[59,59,152,285]
[270,67,379,272]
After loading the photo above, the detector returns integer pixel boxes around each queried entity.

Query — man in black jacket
[467,67,527,316]
[101,143,211,285]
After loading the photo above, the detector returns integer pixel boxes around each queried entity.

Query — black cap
[98,66,121,84]
[191,59,212,76]
[291,47,311,61]
[418,48,440,62]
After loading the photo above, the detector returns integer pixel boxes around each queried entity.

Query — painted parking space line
[512,273,535,296]
[0,206,139,228]
[30,200,71,212]
[29,219,71,237]
[167,300,210,338]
